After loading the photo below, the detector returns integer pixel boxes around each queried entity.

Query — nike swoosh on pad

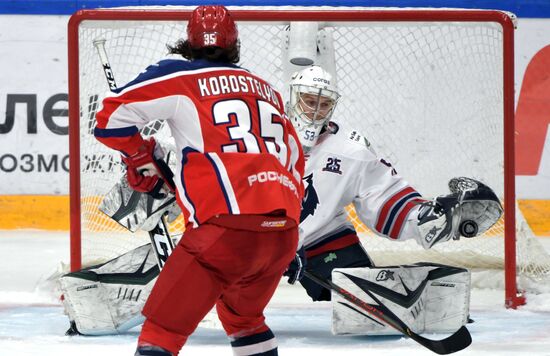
[338,271,428,309]
[67,250,160,285]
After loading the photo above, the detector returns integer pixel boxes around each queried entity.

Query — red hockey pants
[139,216,299,354]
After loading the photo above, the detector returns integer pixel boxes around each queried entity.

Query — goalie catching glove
[122,137,175,199]
[417,177,503,249]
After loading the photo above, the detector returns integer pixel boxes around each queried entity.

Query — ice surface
[1,230,550,356]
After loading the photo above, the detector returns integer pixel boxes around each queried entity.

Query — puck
[459,220,478,237]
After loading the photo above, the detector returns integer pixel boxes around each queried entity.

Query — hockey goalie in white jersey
[282,65,503,335]
[60,65,503,338]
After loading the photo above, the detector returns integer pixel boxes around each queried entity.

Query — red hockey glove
[121,137,175,199]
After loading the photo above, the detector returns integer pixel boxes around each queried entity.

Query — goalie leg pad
[331,262,471,336]
[59,243,160,335]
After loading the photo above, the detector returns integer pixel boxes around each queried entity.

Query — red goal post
[68,7,530,308]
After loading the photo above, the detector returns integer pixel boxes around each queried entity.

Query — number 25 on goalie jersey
[94,59,305,227]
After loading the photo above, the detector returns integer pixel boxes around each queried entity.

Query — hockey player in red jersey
[93,5,304,355]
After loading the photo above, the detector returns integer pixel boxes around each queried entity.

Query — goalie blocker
[332,263,470,336]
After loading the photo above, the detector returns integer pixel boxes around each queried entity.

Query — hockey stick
[93,39,175,269]
[93,39,118,91]
[303,270,472,355]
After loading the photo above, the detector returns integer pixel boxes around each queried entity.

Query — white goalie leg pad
[59,243,159,335]
[331,263,470,336]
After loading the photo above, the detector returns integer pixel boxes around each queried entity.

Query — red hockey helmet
[187,5,238,49]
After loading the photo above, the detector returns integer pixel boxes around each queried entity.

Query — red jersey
[95,59,304,227]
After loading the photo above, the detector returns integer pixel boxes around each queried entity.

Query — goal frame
[67,8,520,307]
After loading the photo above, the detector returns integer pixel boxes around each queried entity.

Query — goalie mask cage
[68,7,550,309]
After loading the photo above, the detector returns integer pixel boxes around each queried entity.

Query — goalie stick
[304,270,472,355]
[93,38,175,269]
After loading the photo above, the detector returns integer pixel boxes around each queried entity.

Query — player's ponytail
[167,40,239,63]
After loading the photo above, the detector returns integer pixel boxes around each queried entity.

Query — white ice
[1,230,550,356]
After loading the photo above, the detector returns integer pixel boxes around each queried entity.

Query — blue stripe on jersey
[93,126,138,138]
[382,192,422,235]
[114,59,242,94]
[181,147,200,225]
[205,153,234,214]
[230,329,275,347]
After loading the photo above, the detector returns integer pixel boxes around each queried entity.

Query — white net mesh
[73,8,550,295]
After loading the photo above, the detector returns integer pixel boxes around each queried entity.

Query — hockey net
[68,7,550,308]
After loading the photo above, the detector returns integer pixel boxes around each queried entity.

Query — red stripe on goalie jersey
[388,198,425,239]
[96,65,304,224]
[375,187,422,238]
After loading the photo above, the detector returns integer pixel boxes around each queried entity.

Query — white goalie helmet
[288,65,341,149]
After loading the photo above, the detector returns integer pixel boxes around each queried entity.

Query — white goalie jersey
[300,120,426,249]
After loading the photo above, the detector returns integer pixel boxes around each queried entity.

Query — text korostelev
[197,75,280,107]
